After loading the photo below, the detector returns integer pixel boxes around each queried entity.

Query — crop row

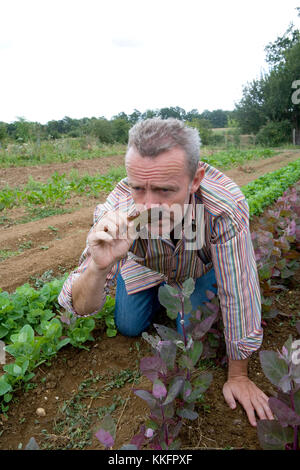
[0,167,126,211]
[201,147,275,169]
[241,158,300,215]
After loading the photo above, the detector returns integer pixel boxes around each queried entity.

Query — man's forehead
[125,145,186,163]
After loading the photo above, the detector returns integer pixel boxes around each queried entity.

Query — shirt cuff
[58,272,107,319]
[225,326,264,360]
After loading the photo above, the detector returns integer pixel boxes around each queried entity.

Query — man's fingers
[96,220,118,238]
[244,403,257,427]
[258,396,274,420]
[222,384,237,410]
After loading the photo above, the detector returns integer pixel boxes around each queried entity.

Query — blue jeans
[114,269,218,337]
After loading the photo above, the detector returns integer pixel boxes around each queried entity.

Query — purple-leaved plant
[95,277,219,450]
[257,322,300,450]
[251,183,300,322]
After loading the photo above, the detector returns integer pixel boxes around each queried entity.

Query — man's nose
[144,201,160,210]
[143,194,161,210]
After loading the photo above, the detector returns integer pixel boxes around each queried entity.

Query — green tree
[186,118,213,145]
[234,12,300,134]
[0,122,8,143]
[91,118,114,144]
[234,78,267,133]
[111,118,131,143]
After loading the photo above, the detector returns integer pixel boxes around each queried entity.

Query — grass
[0,137,126,168]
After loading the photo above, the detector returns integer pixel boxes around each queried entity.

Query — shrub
[256,120,292,146]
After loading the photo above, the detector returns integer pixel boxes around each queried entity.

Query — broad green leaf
[0,326,9,339]
[259,350,289,388]
[158,286,181,318]
[185,387,205,403]
[257,419,294,450]
[293,389,300,416]
[182,278,195,297]
[106,328,117,337]
[153,323,182,343]
[187,341,203,366]
[178,355,194,370]
[258,264,272,281]
[193,371,213,393]
[183,297,193,315]
[159,341,177,370]
[3,363,22,377]
[57,338,71,350]
[176,407,198,420]
[153,379,167,399]
[4,393,12,403]
[163,376,185,406]
[182,381,192,400]
[134,389,157,409]
[269,397,300,427]
[0,376,12,396]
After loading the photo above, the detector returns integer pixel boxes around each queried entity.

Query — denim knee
[114,273,160,337]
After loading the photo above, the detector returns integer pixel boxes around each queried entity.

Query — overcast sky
[1,0,300,124]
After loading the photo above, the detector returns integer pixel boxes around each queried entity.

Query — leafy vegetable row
[241,158,300,216]
[0,168,126,211]
[0,279,116,412]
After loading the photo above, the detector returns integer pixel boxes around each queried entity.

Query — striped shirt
[58,161,263,360]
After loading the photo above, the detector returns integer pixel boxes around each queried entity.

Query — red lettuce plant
[257,323,300,450]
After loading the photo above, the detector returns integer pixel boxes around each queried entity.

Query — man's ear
[190,163,205,194]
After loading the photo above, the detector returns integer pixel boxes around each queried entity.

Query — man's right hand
[87,210,137,271]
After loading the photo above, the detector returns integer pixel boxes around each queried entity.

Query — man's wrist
[227,357,249,379]
[89,258,113,276]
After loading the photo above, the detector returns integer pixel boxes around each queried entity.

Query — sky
[0,0,300,124]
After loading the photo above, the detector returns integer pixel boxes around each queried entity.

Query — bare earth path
[1,149,300,292]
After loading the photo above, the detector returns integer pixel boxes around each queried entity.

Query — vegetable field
[0,141,300,450]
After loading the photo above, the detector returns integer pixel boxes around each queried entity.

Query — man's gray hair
[126,118,201,179]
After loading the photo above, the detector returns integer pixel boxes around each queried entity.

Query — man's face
[125,146,204,236]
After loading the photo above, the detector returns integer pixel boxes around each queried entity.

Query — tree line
[0,108,233,146]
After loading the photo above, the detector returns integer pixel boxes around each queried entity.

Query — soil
[0,149,300,450]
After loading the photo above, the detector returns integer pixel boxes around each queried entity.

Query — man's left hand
[223,376,274,427]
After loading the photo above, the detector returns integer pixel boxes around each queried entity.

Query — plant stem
[179,295,187,348]
[180,294,191,381]
[160,403,169,448]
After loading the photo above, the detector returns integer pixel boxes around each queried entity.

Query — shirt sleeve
[209,199,263,360]
[57,199,126,318]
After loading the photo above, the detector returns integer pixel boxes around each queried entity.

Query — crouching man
[58,118,274,427]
